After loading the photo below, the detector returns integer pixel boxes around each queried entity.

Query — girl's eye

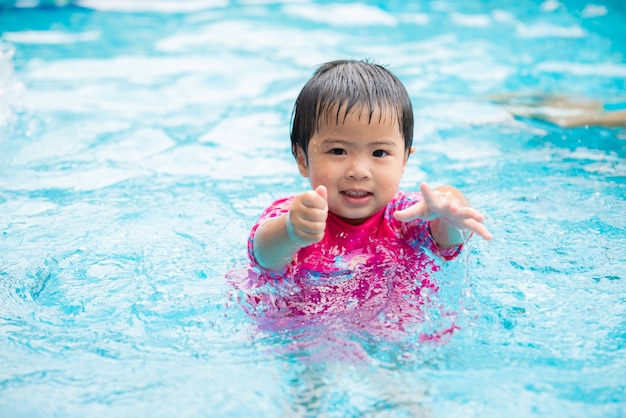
[373,150,388,158]
[330,148,345,155]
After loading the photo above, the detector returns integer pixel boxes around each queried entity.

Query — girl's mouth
[341,190,373,204]
[343,190,371,197]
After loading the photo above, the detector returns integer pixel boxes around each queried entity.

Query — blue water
[1,1,625,416]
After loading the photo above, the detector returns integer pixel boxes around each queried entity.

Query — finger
[298,220,326,235]
[287,221,324,246]
[451,206,486,223]
[299,207,328,223]
[419,182,450,216]
[419,182,435,205]
[393,201,427,222]
[462,219,493,241]
[301,190,328,209]
[315,185,328,202]
[293,216,327,244]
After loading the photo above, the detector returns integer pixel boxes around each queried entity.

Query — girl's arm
[394,182,492,247]
[253,186,328,270]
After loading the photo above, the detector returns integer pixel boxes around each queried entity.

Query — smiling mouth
[342,190,372,198]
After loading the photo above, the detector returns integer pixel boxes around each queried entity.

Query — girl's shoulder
[259,195,295,220]
[387,190,423,211]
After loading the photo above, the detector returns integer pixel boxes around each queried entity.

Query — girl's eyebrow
[369,140,398,147]
[321,138,398,147]
[321,138,350,145]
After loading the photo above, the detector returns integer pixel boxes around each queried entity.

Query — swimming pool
[1,0,625,416]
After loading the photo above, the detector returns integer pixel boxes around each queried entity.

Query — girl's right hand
[286,185,328,246]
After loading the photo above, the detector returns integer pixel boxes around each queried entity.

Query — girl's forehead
[317,103,400,128]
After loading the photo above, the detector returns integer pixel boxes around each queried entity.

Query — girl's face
[296,107,410,225]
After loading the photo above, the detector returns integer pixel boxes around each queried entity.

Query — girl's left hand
[394,182,492,241]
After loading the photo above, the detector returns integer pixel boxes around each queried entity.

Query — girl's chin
[333,209,378,225]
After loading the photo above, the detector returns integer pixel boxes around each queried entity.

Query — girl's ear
[295,145,309,177]
[401,146,414,173]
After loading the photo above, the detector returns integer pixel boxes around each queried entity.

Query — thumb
[314,185,328,202]
[393,200,426,222]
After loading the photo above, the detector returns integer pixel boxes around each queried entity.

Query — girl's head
[290,60,414,160]
[290,60,415,224]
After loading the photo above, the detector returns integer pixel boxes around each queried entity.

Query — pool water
[1,0,625,416]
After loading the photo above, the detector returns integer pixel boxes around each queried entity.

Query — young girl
[238,60,491,320]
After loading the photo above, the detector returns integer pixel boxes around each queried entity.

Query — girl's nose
[346,158,371,180]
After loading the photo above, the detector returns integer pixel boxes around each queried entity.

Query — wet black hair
[290,59,414,158]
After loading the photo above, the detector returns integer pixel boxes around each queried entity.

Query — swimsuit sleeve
[385,192,463,261]
[247,196,296,280]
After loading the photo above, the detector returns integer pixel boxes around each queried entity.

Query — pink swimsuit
[230,192,462,331]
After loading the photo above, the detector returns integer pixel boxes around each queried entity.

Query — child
[241,59,491,319]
